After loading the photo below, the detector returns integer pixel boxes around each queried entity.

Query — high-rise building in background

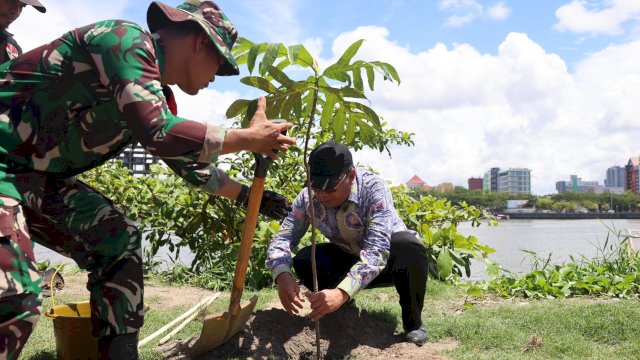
[605,166,625,188]
[556,175,604,194]
[114,143,159,177]
[468,177,483,190]
[484,167,530,194]
[483,167,500,192]
[626,157,640,194]
[497,168,531,194]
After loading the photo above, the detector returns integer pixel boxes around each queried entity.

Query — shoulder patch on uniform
[6,43,19,60]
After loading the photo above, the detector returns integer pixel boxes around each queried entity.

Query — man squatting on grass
[0,0,46,64]
[0,1,295,359]
[266,142,429,345]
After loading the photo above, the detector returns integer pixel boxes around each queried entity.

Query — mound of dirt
[162,306,457,359]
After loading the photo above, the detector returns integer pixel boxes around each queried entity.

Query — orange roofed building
[406,175,433,190]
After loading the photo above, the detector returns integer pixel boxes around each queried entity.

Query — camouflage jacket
[266,169,416,299]
[0,20,227,205]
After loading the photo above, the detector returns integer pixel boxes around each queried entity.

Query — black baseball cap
[309,142,353,191]
[20,0,46,13]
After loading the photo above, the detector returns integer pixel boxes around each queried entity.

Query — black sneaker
[405,326,427,346]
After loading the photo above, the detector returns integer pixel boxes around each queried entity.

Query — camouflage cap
[20,0,46,13]
[147,0,239,76]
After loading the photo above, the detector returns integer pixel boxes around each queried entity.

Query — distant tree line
[411,187,640,213]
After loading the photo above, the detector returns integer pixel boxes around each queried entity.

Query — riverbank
[504,211,640,219]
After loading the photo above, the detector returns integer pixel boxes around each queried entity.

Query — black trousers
[292,231,427,331]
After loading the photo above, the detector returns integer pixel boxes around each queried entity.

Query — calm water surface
[459,219,640,281]
[35,219,640,282]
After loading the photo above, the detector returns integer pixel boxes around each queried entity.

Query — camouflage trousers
[0,176,143,360]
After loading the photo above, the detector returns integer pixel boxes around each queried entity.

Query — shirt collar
[0,28,13,39]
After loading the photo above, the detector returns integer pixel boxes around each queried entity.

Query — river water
[34,219,640,282]
[459,219,640,281]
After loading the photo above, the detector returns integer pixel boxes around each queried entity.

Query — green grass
[21,279,640,359]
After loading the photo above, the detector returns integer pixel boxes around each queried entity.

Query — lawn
[22,272,640,359]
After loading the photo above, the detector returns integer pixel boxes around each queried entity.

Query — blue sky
[14,1,640,194]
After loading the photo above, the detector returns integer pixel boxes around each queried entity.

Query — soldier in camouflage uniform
[0,1,295,359]
[0,0,46,64]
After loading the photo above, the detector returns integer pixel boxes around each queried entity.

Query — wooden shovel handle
[228,177,265,316]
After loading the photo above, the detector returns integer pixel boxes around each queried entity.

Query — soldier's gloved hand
[236,185,292,220]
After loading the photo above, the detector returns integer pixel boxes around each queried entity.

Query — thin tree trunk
[302,77,322,360]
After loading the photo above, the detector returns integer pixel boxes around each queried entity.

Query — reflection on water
[458,219,640,281]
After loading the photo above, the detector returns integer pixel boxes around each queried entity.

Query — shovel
[190,121,284,355]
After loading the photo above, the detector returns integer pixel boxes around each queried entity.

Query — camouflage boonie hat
[147,0,239,76]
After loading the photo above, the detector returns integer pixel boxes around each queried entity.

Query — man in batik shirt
[0,0,46,63]
[0,1,295,359]
[266,142,428,346]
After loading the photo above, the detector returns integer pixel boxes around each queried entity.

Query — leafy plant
[482,225,640,299]
[392,185,496,281]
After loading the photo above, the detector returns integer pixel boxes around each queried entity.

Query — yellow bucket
[45,301,99,360]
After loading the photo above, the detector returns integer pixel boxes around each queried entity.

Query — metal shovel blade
[189,294,259,356]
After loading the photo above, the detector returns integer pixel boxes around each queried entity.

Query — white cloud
[323,26,640,195]
[554,0,640,36]
[439,0,511,27]
[487,2,511,20]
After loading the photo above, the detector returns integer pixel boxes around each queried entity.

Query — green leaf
[333,107,346,139]
[371,61,401,84]
[265,96,282,119]
[240,77,279,94]
[288,44,315,69]
[422,225,433,245]
[365,65,375,90]
[241,99,258,128]
[276,58,291,70]
[337,39,364,65]
[320,94,337,129]
[356,118,375,143]
[292,96,303,119]
[259,43,284,76]
[225,99,251,119]
[247,43,264,75]
[353,68,364,92]
[340,87,366,99]
[231,37,254,56]
[279,95,295,121]
[323,63,351,83]
[345,101,380,127]
[466,285,483,298]
[345,116,357,144]
[437,248,453,280]
[267,66,294,89]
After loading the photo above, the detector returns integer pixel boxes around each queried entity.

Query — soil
[60,274,458,359]
[161,304,458,360]
[60,274,220,309]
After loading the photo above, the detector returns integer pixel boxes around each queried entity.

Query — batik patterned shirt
[266,169,415,298]
[0,20,227,205]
